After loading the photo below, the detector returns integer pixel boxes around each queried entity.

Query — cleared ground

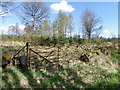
[1,41,120,88]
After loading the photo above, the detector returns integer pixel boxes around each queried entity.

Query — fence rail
[11,42,53,69]
[12,45,26,60]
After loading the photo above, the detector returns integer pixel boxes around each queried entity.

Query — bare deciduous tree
[14,23,20,36]
[8,23,20,35]
[17,2,49,30]
[81,8,102,39]
[8,25,15,35]
[0,0,18,17]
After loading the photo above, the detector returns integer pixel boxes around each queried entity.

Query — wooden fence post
[26,42,29,69]
[29,48,31,70]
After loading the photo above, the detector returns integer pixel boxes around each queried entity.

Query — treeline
[6,2,103,39]
[1,35,118,46]
[9,10,74,39]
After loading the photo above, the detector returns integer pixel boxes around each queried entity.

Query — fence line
[9,42,80,69]
[10,42,53,69]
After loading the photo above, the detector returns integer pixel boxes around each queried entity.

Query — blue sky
[1,1,118,38]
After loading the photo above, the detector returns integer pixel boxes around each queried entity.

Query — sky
[0,0,118,38]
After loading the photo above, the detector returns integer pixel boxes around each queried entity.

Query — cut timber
[79,53,90,63]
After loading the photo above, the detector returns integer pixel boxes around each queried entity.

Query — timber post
[26,42,29,69]
[29,48,31,69]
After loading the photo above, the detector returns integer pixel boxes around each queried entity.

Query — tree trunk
[88,30,91,39]
[65,27,66,37]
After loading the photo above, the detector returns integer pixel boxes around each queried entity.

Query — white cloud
[0,24,25,35]
[103,29,110,34]
[0,25,9,34]
[100,29,112,38]
[50,0,75,13]
[19,25,25,30]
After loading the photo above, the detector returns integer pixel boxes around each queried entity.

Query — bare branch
[81,8,102,39]
[0,0,18,16]
[16,2,49,30]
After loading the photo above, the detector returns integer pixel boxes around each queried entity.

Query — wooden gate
[11,42,54,70]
